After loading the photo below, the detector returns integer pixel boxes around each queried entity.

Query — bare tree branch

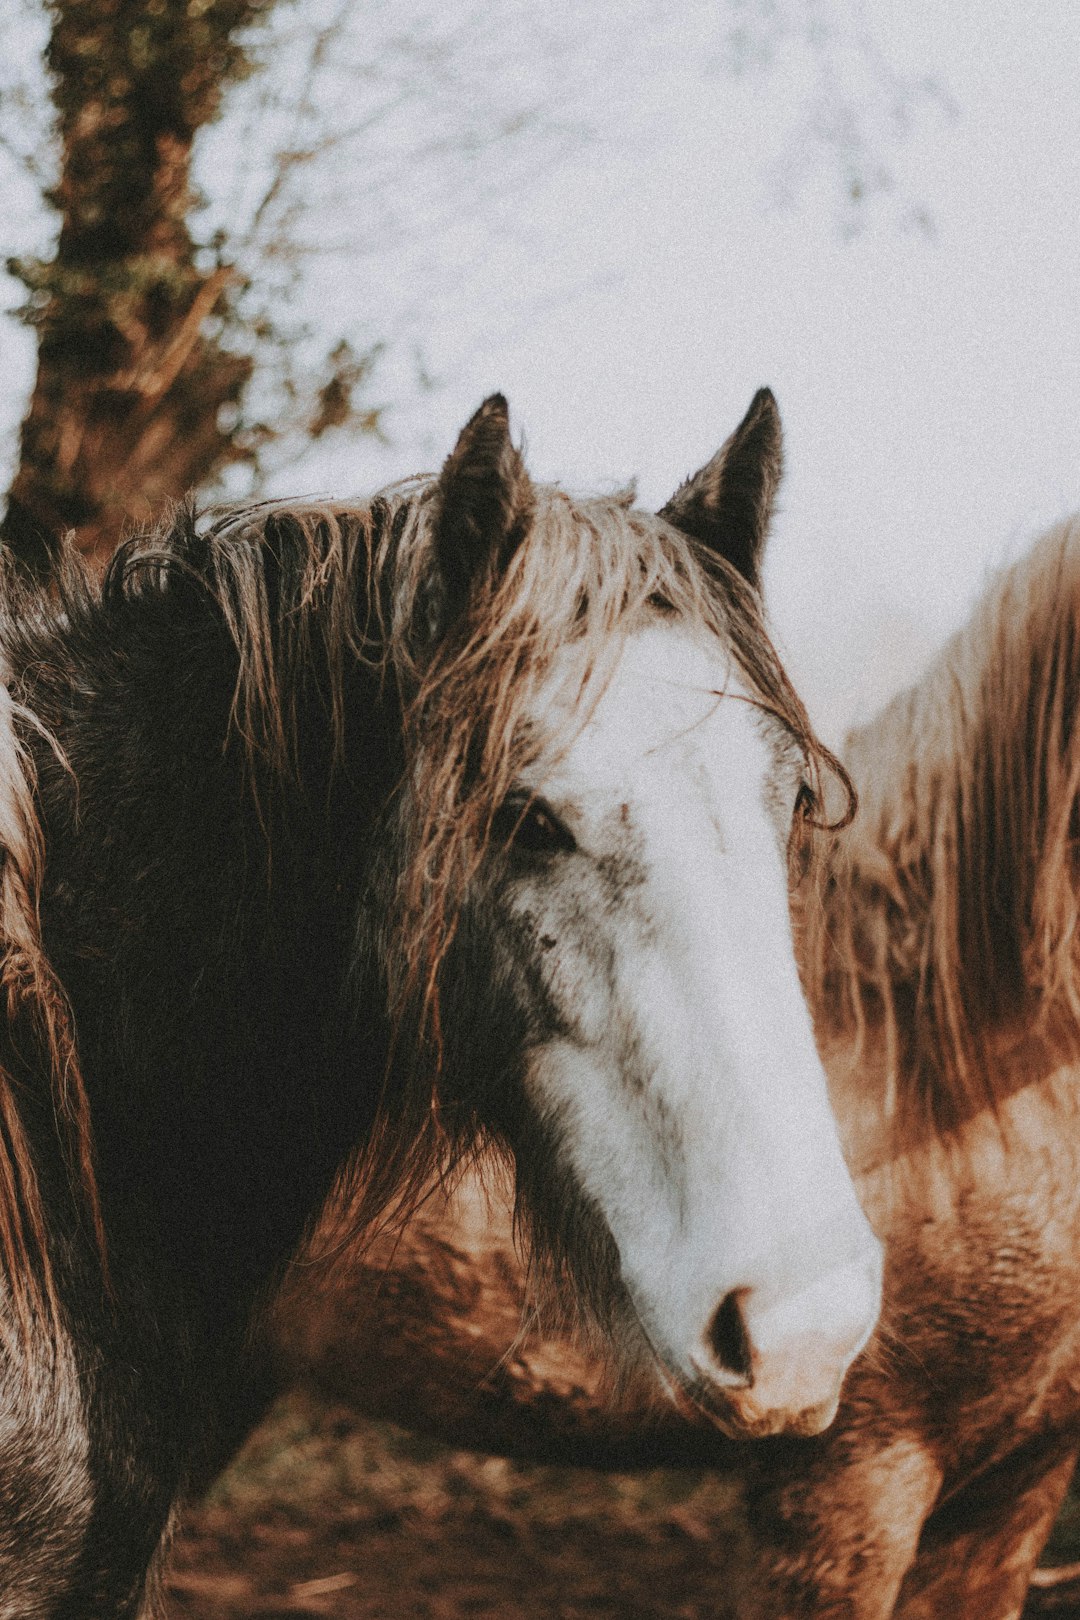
[720,0,956,234]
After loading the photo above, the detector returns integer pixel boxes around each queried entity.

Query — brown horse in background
[273,515,1080,1618]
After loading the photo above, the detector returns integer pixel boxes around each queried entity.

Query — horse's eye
[494,796,576,856]
[794,780,818,823]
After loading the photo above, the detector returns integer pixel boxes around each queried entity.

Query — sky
[3,0,1080,744]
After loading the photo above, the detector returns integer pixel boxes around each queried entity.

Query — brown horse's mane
[805,516,1080,1133]
[0,680,101,1336]
[104,481,843,1071]
[0,480,843,1323]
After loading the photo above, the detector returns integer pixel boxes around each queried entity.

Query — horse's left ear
[431,393,534,628]
[658,388,782,590]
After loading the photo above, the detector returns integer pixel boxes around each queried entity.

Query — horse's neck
[822,522,1080,1140]
[26,618,389,1316]
[823,1014,1080,1214]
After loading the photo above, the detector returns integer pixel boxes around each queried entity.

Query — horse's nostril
[708,1289,754,1385]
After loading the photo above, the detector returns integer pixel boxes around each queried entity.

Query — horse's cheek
[488,883,597,1042]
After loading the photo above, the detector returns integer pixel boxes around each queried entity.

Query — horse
[271,510,1080,1618]
[0,389,881,1615]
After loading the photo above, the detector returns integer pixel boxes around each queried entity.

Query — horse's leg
[891,1435,1080,1620]
[729,1436,943,1619]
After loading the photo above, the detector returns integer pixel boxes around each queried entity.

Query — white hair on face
[503,618,879,1424]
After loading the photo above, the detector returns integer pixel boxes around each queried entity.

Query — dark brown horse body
[273,516,1080,1618]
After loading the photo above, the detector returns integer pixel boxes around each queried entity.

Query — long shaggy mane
[0,677,103,1336]
[805,517,1080,1130]
[0,477,846,1311]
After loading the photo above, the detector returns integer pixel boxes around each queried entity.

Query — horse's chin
[665,1366,844,1441]
[594,1287,849,1441]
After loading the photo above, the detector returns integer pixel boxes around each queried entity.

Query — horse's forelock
[123,484,835,866]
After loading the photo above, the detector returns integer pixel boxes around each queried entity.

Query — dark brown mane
[805,516,1080,1131]
[0,676,103,1336]
[0,479,845,1322]
[102,483,845,1066]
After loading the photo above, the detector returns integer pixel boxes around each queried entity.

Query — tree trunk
[2,0,272,572]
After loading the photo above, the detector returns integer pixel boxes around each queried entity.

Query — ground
[163,1392,1080,1619]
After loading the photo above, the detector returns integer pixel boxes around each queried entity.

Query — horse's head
[390,392,882,1440]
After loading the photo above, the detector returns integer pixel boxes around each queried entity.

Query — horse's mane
[805,516,1080,1131]
[0,479,843,1316]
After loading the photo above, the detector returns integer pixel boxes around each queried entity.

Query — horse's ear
[658,388,782,590]
[431,393,534,627]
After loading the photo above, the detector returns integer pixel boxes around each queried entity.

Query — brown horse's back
[270,1034,1080,1617]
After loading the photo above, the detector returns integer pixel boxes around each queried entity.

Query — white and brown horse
[0,391,877,1613]
[273,511,1080,1618]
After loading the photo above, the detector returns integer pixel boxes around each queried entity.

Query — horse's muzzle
[681,1242,884,1439]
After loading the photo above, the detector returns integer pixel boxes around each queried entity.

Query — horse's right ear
[429,394,534,633]
[658,388,782,590]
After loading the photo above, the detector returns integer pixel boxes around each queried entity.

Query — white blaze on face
[513,619,881,1435]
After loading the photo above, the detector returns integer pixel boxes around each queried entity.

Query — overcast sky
[3,0,1079,743]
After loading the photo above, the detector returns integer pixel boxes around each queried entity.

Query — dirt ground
[162,1391,1080,1620]
[169,1503,739,1620]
